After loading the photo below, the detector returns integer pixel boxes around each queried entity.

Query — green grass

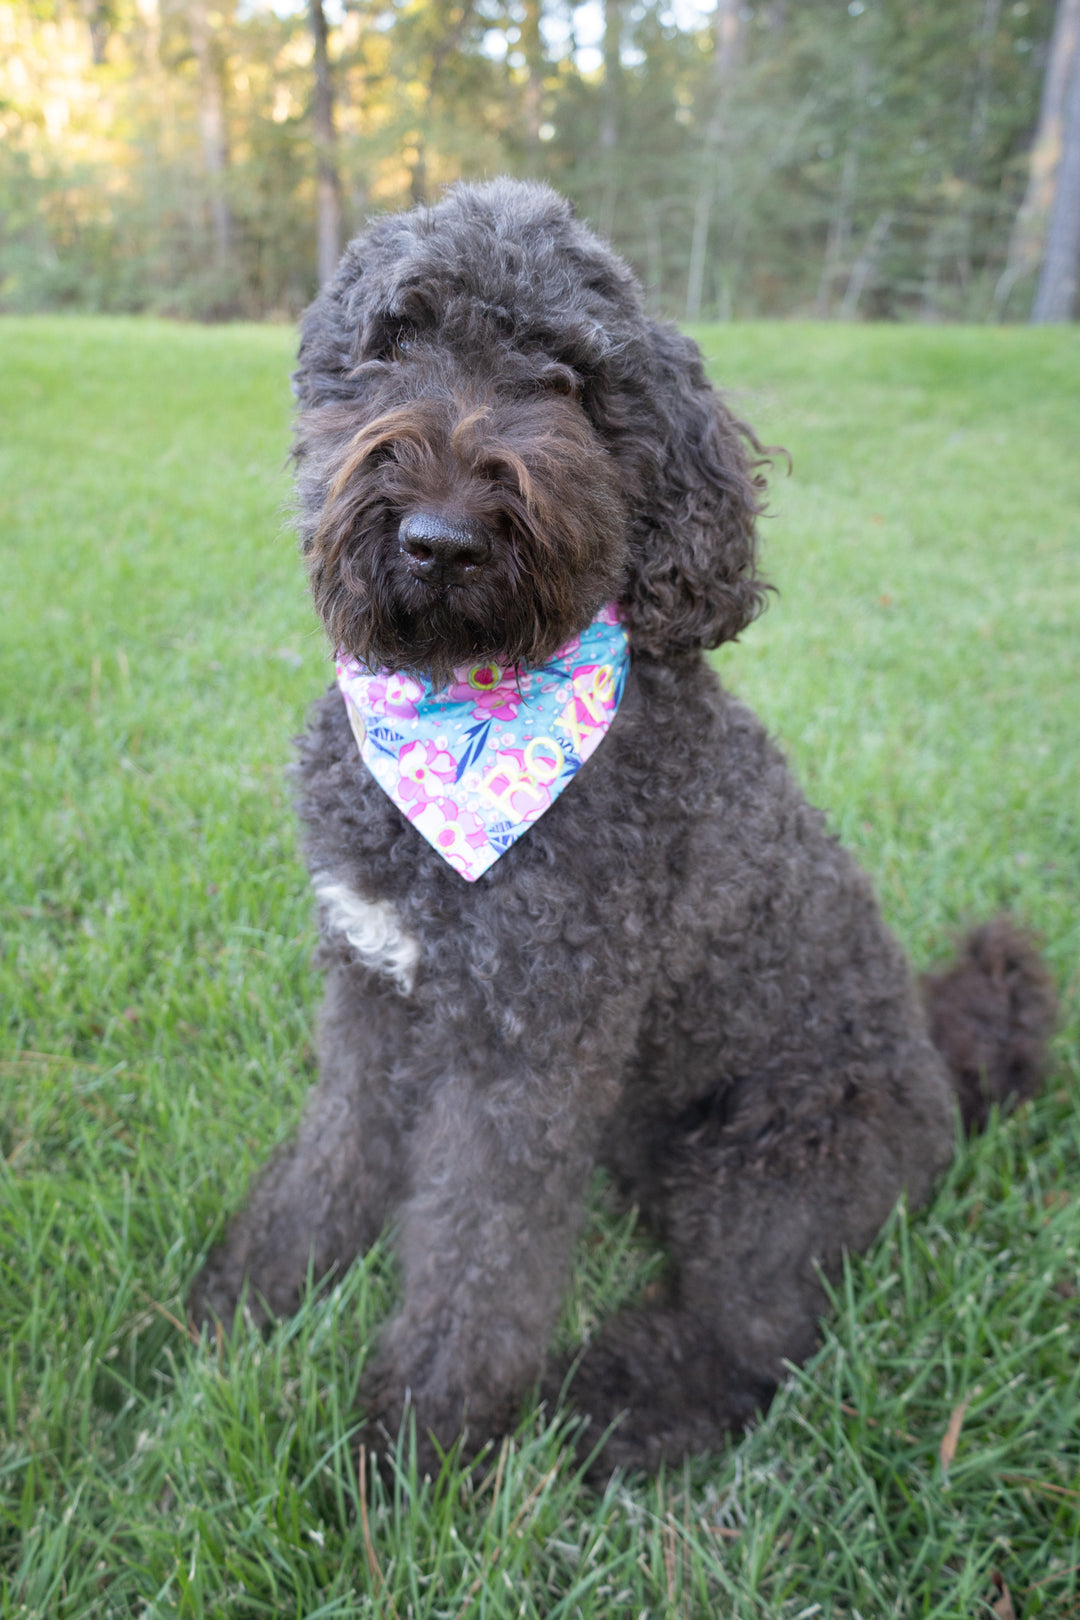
[1,315,1078,1618]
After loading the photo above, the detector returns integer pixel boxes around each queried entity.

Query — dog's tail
[921,916,1058,1132]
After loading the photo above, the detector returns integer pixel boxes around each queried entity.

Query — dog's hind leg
[561,1061,953,1474]
[189,963,414,1328]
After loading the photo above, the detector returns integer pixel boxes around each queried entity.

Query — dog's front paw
[187,1250,242,1334]
[359,1353,521,1479]
[187,1247,276,1335]
[356,1361,439,1477]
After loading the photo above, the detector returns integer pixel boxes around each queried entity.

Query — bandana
[335,602,629,881]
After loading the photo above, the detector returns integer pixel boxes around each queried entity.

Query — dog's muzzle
[399,512,494,588]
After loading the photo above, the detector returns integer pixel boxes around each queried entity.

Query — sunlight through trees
[0,0,1074,318]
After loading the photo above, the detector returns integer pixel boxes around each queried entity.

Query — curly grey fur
[190,179,1056,1477]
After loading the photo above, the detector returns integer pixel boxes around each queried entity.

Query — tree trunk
[919,215,949,319]
[945,0,1003,297]
[309,0,342,287]
[521,0,544,157]
[643,201,663,311]
[815,53,870,317]
[685,0,741,320]
[840,209,893,317]
[995,0,1080,313]
[410,0,475,209]
[1032,10,1080,318]
[80,0,111,65]
[408,139,427,205]
[141,0,162,72]
[685,178,715,321]
[714,0,742,77]
[597,0,622,238]
[189,0,231,271]
[816,144,858,315]
[968,0,1002,162]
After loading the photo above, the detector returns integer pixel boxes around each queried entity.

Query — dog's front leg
[360,1060,604,1471]
[190,962,415,1328]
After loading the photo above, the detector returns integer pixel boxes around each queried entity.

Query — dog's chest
[299,687,488,989]
[310,873,421,992]
[296,668,682,1002]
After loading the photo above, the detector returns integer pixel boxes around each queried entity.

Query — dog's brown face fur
[298,346,630,686]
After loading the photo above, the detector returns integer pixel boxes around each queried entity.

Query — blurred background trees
[0,0,1075,319]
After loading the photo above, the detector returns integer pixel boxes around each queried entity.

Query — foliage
[0,0,1062,318]
[1,316,1078,1614]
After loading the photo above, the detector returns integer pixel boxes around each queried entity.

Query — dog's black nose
[399,512,493,586]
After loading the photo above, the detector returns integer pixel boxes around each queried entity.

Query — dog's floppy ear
[291,218,399,411]
[621,321,772,656]
[292,284,355,412]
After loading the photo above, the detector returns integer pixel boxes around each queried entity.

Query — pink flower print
[448,661,502,699]
[472,686,524,722]
[396,738,458,809]
[448,662,523,722]
[595,600,623,627]
[411,800,490,875]
[458,807,489,848]
[367,671,423,722]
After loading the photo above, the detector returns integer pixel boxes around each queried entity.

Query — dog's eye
[390,328,414,362]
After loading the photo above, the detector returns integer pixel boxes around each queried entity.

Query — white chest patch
[312,875,421,993]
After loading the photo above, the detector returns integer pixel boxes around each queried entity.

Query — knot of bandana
[336,602,629,881]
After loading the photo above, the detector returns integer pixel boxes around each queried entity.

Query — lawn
[1,315,1078,1618]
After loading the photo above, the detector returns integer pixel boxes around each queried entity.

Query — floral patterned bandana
[335,602,629,881]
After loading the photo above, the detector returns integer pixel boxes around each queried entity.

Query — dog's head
[293,179,770,682]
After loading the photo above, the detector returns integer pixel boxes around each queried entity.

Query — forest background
[3,0,1080,323]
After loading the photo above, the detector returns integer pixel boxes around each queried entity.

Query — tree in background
[1030,0,1080,316]
[685,0,742,321]
[309,0,342,287]
[0,0,1067,320]
[188,0,233,281]
[996,0,1080,314]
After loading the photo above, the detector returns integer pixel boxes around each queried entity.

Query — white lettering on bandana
[335,602,629,881]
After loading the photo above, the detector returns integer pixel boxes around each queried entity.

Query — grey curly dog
[191,178,1056,1476]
